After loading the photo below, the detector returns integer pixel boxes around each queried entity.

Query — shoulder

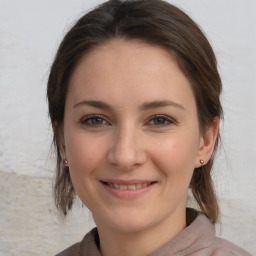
[55,228,100,256]
[55,242,81,256]
[209,237,252,256]
[183,209,252,256]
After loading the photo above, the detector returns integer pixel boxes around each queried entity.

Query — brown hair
[47,0,222,223]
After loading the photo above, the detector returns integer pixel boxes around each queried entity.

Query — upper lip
[100,179,156,185]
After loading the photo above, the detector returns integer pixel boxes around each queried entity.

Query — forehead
[67,39,196,112]
[71,39,179,84]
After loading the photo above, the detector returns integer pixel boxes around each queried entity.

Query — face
[62,39,211,233]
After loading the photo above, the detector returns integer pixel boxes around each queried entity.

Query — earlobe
[195,117,219,168]
[63,158,69,167]
[59,143,69,167]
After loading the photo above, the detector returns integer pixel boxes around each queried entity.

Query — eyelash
[81,115,109,127]
[80,114,175,128]
[146,114,175,127]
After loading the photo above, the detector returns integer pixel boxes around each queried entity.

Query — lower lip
[100,182,155,199]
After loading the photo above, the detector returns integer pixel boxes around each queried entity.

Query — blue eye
[81,115,108,127]
[148,115,174,127]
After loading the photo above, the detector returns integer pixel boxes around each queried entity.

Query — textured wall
[0,0,255,255]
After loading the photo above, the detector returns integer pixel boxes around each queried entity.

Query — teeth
[135,184,142,189]
[120,185,127,190]
[128,185,136,190]
[107,182,151,190]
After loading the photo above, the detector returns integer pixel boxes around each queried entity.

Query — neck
[96,207,186,256]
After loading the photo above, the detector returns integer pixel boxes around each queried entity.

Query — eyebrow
[139,100,185,111]
[73,100,111,110]
[73,100,185,111]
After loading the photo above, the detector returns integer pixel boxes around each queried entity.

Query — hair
[47,0,222,223]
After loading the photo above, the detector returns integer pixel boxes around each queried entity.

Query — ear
[52,122,67,161]
[59,141,67,161]
[195,117,220,168]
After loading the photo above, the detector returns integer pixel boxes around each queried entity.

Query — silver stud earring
[200,159,204,165]
[63,158,69,167]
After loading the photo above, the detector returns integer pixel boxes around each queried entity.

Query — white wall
[0,0,255,255]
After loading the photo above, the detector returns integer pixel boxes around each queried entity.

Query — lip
[101,179,154,185]
[99,179,157,199]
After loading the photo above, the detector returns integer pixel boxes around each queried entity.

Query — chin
[112,220,152,233]
[95,210,157,234]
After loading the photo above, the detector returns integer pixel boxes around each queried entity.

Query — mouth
[102,182,155,190]
[99,180,157,199]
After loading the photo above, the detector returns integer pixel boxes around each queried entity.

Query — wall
[0,0,255,255]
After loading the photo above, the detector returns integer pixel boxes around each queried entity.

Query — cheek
[65,132,106,179]
[149,132,199,177]
[64,132,108,206]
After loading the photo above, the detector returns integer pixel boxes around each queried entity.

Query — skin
[60,39,218,256]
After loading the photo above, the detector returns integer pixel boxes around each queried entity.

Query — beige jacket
[56,209,252,256]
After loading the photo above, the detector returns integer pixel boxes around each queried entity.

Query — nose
[107,125,147,171]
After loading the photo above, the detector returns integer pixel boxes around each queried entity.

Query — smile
[100,180,156,199]
[106,182,151,190]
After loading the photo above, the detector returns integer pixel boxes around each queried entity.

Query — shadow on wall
[0,170,94,256]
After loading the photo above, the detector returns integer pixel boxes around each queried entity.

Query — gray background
[0,0,255,255]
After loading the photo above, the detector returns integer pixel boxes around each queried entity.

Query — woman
[47,0,252,255]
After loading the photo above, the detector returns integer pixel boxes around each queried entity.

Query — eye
[81,115,109,127]
[147,115,174,127]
